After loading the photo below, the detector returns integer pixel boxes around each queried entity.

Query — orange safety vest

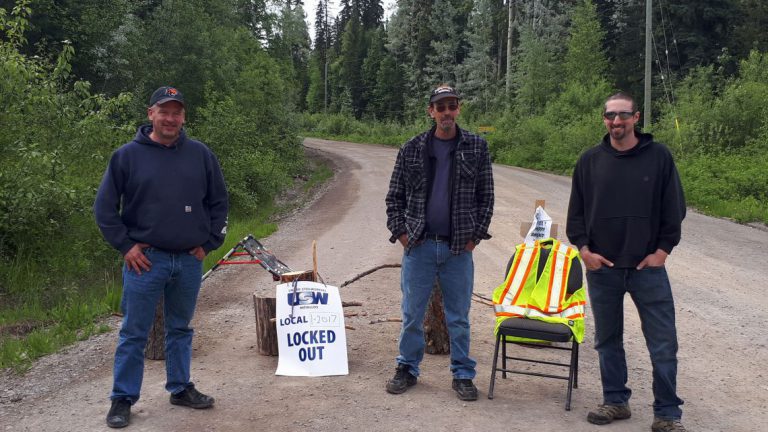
[493,238,586,342]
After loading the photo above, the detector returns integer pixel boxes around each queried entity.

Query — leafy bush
[678,153,768,223]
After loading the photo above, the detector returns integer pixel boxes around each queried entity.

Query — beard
[438,117,454,132]
[610,125,628,140]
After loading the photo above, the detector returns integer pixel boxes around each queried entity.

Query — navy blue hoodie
[94,125,229,255]
[566,132,686,268]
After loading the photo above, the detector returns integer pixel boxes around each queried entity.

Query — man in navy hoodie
[94,86,228,428]
[567,92,687,432]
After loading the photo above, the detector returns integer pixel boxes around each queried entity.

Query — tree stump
[253,295,279,356]
[423,280,450,355]
[253,270,316,356]
[145,297,165,360]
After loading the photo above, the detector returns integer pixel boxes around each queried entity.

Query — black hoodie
[566,132,686,268]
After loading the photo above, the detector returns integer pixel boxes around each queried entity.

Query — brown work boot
[587,404,631,425]
[651,417,687,432]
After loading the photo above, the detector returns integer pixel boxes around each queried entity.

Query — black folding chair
[487,245,583,411]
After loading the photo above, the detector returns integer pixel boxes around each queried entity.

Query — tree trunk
[145,297,165,360]
[253,295,279,356]
[423,280,450,355]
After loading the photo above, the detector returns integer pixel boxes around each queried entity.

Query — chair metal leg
[565,340,578,411]
[573,342,579,389]
[501,336,507,379]
[488,332,502,399]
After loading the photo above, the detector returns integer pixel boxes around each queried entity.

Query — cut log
[253,295,279,356]
[423,280,450,355]
[252,270,318,356]
[145,297,165,360]
[279,270,315,283]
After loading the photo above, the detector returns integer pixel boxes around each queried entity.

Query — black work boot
[385,364,417,394]
[170,384,215,409]
[106,397,131,428]
[452,379,478,401]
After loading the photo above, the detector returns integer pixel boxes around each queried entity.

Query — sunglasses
[434,103,459,113]
[603,111,635,120]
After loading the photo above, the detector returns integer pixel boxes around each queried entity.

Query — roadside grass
[0,284,118,372]
[303,164,334,192]
[0,157,333,372]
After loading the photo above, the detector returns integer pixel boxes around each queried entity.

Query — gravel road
[1,138,766,431]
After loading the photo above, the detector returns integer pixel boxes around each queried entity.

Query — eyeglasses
[434,104,459,113]
[603,111,635,120]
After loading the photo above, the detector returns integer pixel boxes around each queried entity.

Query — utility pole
[324,0,329,112]
[505,0,516,101]
[644,0,652,129]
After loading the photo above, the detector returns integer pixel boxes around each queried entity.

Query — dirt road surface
[2,138,767,432]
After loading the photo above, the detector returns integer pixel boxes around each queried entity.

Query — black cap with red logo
[149,86,185,107]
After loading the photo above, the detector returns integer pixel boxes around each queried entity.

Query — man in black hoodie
[94,86,228,428]
[567,92,687,432]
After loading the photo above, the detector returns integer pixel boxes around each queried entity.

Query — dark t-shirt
[425,136,456,237]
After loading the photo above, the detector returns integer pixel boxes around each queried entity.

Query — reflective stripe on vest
[495,301,585,320]
[497,241,540,307]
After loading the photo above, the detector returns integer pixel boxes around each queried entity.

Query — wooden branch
[342,301,363,307]
[369,317,402,324]
[312,240,318,281]
[472,297,495,307]
[472,292,495,307]
[339,264,402,288]
[344,312,359,317]
[472,292,494,302]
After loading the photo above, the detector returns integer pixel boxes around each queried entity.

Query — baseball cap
[149,86,185,107]
[429,85,460,103]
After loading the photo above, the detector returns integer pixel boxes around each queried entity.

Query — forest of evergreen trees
[305,0,768,119]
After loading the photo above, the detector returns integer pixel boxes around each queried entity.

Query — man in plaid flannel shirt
[384,84,494,401]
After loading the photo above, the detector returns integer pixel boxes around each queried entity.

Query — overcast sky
[302,0,397,43]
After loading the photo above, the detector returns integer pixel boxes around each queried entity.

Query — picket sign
[523,206,553,244]
[275,281,349,376]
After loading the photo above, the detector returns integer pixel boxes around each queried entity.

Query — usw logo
[287,291,329,306]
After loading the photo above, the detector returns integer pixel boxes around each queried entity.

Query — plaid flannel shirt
[385,126,494,254]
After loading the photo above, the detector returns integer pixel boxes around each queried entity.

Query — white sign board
[524,206,553,244]
[275,281,348,376]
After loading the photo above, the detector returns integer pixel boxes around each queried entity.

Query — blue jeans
[397,239,476,379]
[587,265,684,420]
[111,248,203,402]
